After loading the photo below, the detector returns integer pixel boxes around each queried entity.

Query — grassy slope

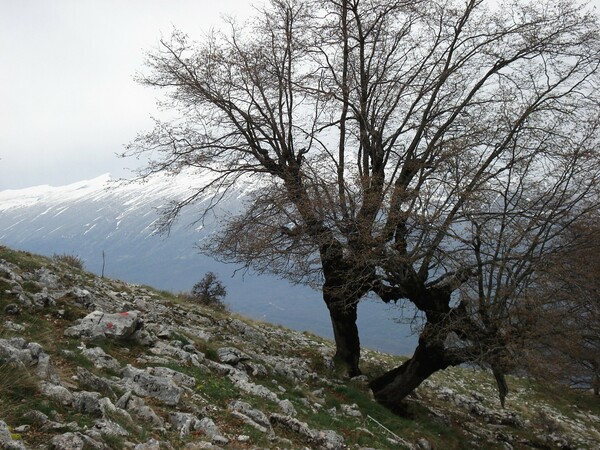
[0,246,598,449]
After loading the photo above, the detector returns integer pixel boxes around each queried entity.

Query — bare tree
[513,219,600,396]
[127,0,600,408]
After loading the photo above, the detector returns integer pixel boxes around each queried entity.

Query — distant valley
[0,173,417,355]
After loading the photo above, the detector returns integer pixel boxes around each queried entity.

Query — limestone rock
[132,328,157,346]
[316,429,345,450]
[149,340,202,365]
[229,400,272,433]
[0,338,47,368]
[279,399,298,417]
[229,372,279,402]
[134,438,162,450]
[417,437,433,450]
[81,346,121,371]
[217,347,250,365]
[341,403,362,418]
[262,355,313,382]
[0,261,19,280]
[269,414,344,450]
[76,367,116,399]
[21,410,76,432]
[169,412,201,438]
[39,382,74,406]
[31,289,56,308]
[0,337,60,383]
[116,391,165,429]
[73,391,103,416]
[197,417,229,446]
[64,310,142,340]
[4,321,25,332]
[121,365,182,405]
[69,287,95,308]
[49,432,85,450]
[145,366,196,387]
[0,420,29,450]
[226,319,266,346]
[91,419,129,437]
[35,267,60,289]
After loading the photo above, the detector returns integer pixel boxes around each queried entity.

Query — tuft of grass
[100,432,126,450]
[51,253,85,271]
[170,332,191,346]
[0,361,43,422]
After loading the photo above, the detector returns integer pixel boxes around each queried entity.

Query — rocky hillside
[0,246,598,450]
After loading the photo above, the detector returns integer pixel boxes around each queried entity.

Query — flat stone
[50,432,84,450]
[4,321,25,332]
[145,366,195,387]
[269,414,344,450]
[40,382,74,406]
[64,310,142,340]
[316,429,345,450]
[73,391,102,416]
[134,439,162,450]
[229,402,273,435]
[169,412,200,438]
[116,391,164,429]
[35,267,60,289]
[197,417,229,445]
[217,347,250,365]
[81,346,121,371]
[229,372,279,402]
[341,403,362,418]
[91,419,129,437]
[76,367,116,399]
[121,365,182,405]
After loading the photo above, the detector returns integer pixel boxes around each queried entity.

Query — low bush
[188,272,227,311]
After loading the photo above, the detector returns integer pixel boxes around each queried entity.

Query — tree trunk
[370,335,455,411]
[324,295,361,377]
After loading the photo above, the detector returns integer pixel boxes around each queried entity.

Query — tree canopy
[128,0,600,409]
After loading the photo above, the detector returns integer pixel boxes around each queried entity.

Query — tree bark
[370,333,456,411]
[324,295,361,377]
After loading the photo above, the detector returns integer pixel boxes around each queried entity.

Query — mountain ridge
[0,173,416,356]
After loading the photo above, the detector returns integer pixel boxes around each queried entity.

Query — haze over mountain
[0,172,416,355]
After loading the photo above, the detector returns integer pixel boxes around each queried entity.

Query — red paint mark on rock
[107,322,115,329]
[119,312,129,317]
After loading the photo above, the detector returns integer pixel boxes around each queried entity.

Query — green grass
[0,247,45,273]
[170,331,192,346]
[0,362,41,420]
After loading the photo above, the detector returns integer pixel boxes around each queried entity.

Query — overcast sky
[1,0,598,190]
[0,0,255,190]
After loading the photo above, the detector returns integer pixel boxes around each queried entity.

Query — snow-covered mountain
[0,172,415,355]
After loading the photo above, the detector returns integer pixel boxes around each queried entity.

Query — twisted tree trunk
[370,332,456,410]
